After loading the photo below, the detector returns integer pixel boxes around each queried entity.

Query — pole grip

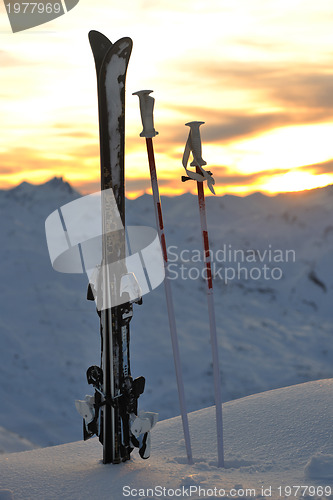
[185,121,206,167]
[133,90,159,138]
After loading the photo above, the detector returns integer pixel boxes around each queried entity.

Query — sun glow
[262,170,333,194]
[220,123,333,175]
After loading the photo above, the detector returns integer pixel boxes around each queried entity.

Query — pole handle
[185,121,206,167]
[133,90,159,138]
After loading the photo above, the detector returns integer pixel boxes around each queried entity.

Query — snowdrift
[0,380,332,500]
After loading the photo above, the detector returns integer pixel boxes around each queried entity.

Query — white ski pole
[182,121,224,468]
[133,90,193,465]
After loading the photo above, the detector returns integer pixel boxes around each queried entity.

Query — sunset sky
[1,0,333,197]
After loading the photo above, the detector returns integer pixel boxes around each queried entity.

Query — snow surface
[0,178,333,456]
[0,380,332,499]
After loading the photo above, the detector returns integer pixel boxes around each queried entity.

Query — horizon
[4,175,333,200]
[1,1,333,197]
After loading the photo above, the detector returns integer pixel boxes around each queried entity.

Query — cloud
[136,0,224,13]
[205,165,290,187]
[161,59,333,144]
[52,123,97,140]
[202,113,295,143]
[0,166,19,175]
[299,158,333,175]
[66,143,99,160]
[126,177,151,191]
[0,50,29,67]
[0,145,98,181]
[74,179,100,194]
[269,72,333,110]
[0,147,47,171]
[179,59,333,111]
[142,108,305,151]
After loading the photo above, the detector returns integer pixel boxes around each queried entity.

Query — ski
[80,30,146,464]
[44,30,157,465]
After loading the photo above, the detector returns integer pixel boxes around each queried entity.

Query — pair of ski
[75,31,157,464]
[76,30,224,467]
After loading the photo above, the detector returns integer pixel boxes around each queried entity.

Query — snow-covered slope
[0,380,332,500]
[0,179,332,453]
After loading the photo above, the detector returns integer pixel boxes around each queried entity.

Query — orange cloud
[161,60,333,143]
[298,158,333,175]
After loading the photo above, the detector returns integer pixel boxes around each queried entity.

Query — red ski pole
[133,90,193,465]
[182,121,224,468]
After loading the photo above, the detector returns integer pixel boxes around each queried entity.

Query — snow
[0,178,333,497]
[105,40,131,189]
[0,380,332,499]
[305,453,333,480]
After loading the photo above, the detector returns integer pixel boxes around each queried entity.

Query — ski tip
[88,30,113,73]
[88,31,133,56]
[88,29,108,39]
[88,29,99,37]
[88,30,112,46]
[117,37,134,52]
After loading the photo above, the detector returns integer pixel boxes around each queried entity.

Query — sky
[1,0,333,197]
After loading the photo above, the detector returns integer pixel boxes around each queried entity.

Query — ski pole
[182,121,224,468]
[133,90,193,465]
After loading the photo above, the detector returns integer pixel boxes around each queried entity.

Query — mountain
[0,178,332,452]
[0,380,332,499]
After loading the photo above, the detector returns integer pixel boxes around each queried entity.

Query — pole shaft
[196,171,224,468]
[146,138,193,465]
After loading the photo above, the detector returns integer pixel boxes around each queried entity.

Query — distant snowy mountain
[0,380,332,499]
[0,178,332,453]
